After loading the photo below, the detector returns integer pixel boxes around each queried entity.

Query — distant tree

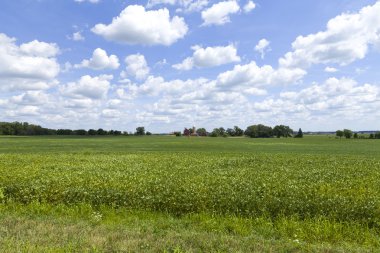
[196,128,207,136]
[273,125,293,138]
[245,124,273,138]
[210,128,220,137]
[183,128,190,136]
[369,133,375,139]
[74,129,87,135]
[57,129,73,135]
[135,127,145,136]
[353,132,358,139]
[226,128,235,136]
[295,128,303,138]
[146,131,152,136]
[97,128,107,135]
[0,121,56,135]
[343,129,353,139]
[234,126,244,136]
[210,127,226,137]
[218,127,226,136]
[210,131,218,137]
[375,132,380,139]
[174,131,182,137]
[123,131,129,136]
[336,130,344,139]
[88,129,97,135]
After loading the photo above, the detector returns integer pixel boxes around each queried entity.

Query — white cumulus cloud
[173,44,240,70]
[75,48,120,70]
[92,5,188,46]
[254,39,270,59]
[124,54,150,81]
[201,0,240,26]
[147,0,208,12]
[0,33,60,91]
[279,2,380,68]
[217,61,306,88]
[60,75,113,99]
[71,31,85,41]
[243,1,256,13]
[324,67,338,73]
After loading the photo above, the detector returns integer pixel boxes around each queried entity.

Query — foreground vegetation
[0,136,380,252]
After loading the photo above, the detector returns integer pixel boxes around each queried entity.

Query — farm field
[0,136,380,252]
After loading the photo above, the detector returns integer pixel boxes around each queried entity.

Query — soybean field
[0,136,380,252]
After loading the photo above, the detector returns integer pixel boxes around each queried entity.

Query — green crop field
[1,136,380,252]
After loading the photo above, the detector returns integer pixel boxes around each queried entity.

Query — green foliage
[1,136,380,251]
[0,122,56,135]
[88,129,97,135]
[2,203,379,252]
[343,129,353,139]
[273,125,293,138]
[135,127,145,136]
[196,128,207,136]
[210,127,226,137]
[226,126,244,137]
[0,188,4,203]
[336,130,344,138]
[295,128,303,138]
[234,126,244,136]
[0,137,380,224]
[245,124,273,138]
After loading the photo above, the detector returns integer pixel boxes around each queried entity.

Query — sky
[0,0,379,132]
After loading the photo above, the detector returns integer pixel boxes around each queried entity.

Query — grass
[0,202,378,252]
[0,135,380,252]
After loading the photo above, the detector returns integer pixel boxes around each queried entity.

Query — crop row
[0,153,380,224]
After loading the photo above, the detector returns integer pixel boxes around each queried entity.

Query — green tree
[226,128,235,136]
[343,129,353,139]
[135,127,145,136]
[234,126,244,136]
[196,128,207,136]
[88,129,97,135]
[210,127,226,137]
[295,128,303,138]
[336,130,344,139]
[245,124,273,138]
[74,129,87,135]
[273,125,293,138]
[353,132,358,139]
[97,128,107,135]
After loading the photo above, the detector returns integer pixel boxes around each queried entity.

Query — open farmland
[1,136,380,252]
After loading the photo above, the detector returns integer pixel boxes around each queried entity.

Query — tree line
[0,122,147,136]
[177,124,304,138]
[2,121,378,139]
[336,129,380,139]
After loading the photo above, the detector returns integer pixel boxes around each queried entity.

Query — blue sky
[0,0,379,132]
